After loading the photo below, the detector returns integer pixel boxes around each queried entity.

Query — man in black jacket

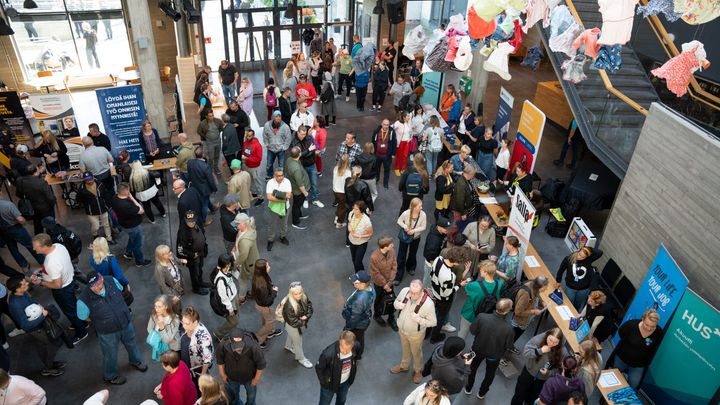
[316,331,359,405]
[422,216,451,272]
[187,146,218,226]
[173,179,204,230]
[226,100,250,142]
[87,123,112,152]
[176,210,209,295]
[288,126,322,208]
[78,174,115,242]
[278,87,293,126]
[15,164,55,235]
[464,298,514,399]
[217,328,266,405]
[356,142,379,202]
[220,194,241,254]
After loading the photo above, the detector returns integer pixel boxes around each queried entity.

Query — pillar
[465,54,489,113]
[125,0,169,141]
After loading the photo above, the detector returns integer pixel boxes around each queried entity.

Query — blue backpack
[405,172,423,196]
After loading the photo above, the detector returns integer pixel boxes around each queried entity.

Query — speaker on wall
[387,0,404,24]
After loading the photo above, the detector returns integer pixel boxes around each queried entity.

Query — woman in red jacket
[311,116,328,176]
[241,129,264,199]
[155,350,197,405]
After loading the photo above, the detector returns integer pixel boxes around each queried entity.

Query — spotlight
[373,0,384,15]
[284,0,296,19]
[23,0,38,8]
[182,0,201,24]
[0,18,14,36]
[159,1,181,22]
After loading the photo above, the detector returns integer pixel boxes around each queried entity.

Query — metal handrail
[564,0,649,116]
[638,0,720,111]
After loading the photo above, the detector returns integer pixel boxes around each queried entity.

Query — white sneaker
[8,328,25,337]
[345,96,350,102]
[350,89,356,94]
[299,358,314,368]
[312,200,325,208]
[441,323,457,333]
[303,200,309,209]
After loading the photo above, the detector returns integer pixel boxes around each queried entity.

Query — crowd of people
[0,34,666,405]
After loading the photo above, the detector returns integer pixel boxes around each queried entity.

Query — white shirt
[266,177,292,208]
[495,148,511,169]
[43,244,75,288]
[411,114,425,136]
[339,351,353,384]
[290,110,315,132]
[333,168,351,193]
[393,121,412,144]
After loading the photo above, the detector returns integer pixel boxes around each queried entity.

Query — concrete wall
[599,103,720,309]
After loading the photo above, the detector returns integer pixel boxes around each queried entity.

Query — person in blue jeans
[0,198,44,271]
[554,119,580,169]
[77,271,148,384]
[111,183,151,267]
[316,331,359,405]
[217,328,267,405]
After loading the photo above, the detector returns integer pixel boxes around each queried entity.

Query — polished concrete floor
[2,62,611,404]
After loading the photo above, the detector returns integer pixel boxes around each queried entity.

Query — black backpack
[501,283,530,311]
[405,172,423,196]
[474,282,499,316]
[398,94,411,112]
[209,273,231,317]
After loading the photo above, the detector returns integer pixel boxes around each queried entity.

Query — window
[3,0,133,81]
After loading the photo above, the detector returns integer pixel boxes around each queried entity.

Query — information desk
[45,167,117,185]
[596,368,632,404]
[477,191,508,228]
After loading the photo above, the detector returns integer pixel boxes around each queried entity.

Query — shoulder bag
[397,215,420,244]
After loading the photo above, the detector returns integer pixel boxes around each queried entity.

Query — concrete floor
[2,61,611,404]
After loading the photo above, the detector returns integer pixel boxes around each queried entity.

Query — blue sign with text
[95,85,146,162]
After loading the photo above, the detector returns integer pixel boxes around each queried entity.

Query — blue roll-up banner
[612,244,688,345]
[95,85,146,162]
[494,86,514,144]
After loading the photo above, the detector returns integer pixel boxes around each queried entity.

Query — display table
[477,191,508,228]
[45,167,117,185]
[533,81,572,129]
[596,369,632,404]
[562,160,620,210]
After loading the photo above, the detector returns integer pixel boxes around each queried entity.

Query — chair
[600,258,622,290]
[613,276,637,311]
[160,66,172,90]
[123,66,141,84]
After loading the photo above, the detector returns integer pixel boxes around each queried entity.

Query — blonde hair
[129,160,150,193]
[197,374,229,405]
[642,309,660,324]
[578,340,601,384]
[335,154,350,177]
[155,245,171,265]
[588,290,607,306]
[286,282,307,312]
[480,260,497,278]
[409,197,423,215]
[435,160,452,177]
[92,237,111,264]
[42,130,60,151]
[460,145,471,154]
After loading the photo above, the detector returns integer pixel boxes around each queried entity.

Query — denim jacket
[342,288,375,330]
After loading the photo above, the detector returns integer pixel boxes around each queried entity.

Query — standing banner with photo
[421,72,443,108]
[494,87,514,145]
[95,85,146,161]
[641,289,720,404]
[0,91,34,167]
[613,245,688,345]
[509,100,545,174]
[29,94,84,164]
[505,188,536,281]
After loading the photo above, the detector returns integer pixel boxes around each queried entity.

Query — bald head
[82,136,94,147]
[172,179,186,195]
[178,133,188,144]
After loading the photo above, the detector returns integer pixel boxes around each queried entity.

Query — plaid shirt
[335,142,362,164]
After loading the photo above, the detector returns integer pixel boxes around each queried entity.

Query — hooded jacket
[262,120,291,153]
[538,374,585,404]
[423,227,447,263]
[430,343,470,395]
[234,227,260,282]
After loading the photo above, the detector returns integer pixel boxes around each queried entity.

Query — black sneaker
[73,332,89,346]
[279,237,289,245]
[104,375,127,385]
[407,269,416,276]
[41,368,64,377]
[254,198,264,207]
[389,321,399,332]
[267,329,284,339]
[52,361,66,369]
[193,288,209,296]
[135,260,152,267]
[259,341,268,349]
[374,317,387,327]
[267,241,274,251]
[132,362,148,372]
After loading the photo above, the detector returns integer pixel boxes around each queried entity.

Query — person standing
[464,298,515,399]
[128,161,166,224]
[280,282,314,368]
[175,133,195,182]
[218,60,239,106]
[179,306,214,391]
[391,279,437,384]
[335,131,362,166]
[449,165,477,238]
[283,68,298,111]
[176,210,210,295]
[89,237,130,292]
[226,100,250,138]
[38,130,70,174]
[77,271,148,384]
[154,245,188,299]
[227,160,252,211]
[265,169,292,252]
[511,277,550,344]
[336,49,353,102]
[555,247,603,311]
[316,331,360,405]
[344,166,374,219]
[216,328,266,405]
[279,87,293,126]
[220,194,241,254]
[383,39,398,84]
[79,136,114,194]
[342,271,374,359]
[476,127,498,181]
[371,60,390,111]
[511,328,568,405]
[263,111,292,179]
[155,350,197,405]
[82,22,100,68]
[285,146,311,231]
[147,295,182,354]
[332,155,352,228]
[237,77,254,116]
[390,76,412,114]
[369,236,398,330]
[354,69,369,112]
[289,102,316,132]
[112,183,151,267]
[609,309,664,389]
[295,74,317,107]
[553,119,580,169]
[458,261,504,339]
[30,234,87,344]
[221,114,241,167]
[251,259,282,349]
[15,165,55,235]
[240,129,264,203]
[0,369,47,404]
[263,78,281,121]
[78,173,114,244]
[320,74,337,126]
[495,138,512,184]
[197,110,224,176]
[310,117,328,175]
[347,202,373,273]
[187,146,218,226]
[395,198,428,283]
[394,112,413,175]
[372,119,397,189]
[429,336,472,395]
[404,380,451,405]
[289,126,323,208]
[231,213,259,305]
[138,120,162,164]
[86,123,112,152]
[173,179,204,229]
[211,254,241,340]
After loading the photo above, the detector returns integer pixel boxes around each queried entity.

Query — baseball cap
[184,210,197,223]
[272,110,282,117]
[436,216,451,228]
[41,216,56,229]
[230,159,242,170]
[350,271,371,284]
[86,271,102,286]
[299,73,307,79]
[83,173,95,182]
[16,144,28,153]
[230,212,249,228]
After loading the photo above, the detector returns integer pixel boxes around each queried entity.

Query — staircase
[538,0,660,178]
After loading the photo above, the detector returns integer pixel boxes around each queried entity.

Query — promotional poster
[29,93,83,164]
[509,100,545,174]
[95,85,146,161]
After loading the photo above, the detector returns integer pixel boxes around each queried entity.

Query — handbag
[17,182,34,218]
[380,291,396,316]
[43,305,74,348]
[146,329,170,361]
[397,215,420,244]
[269,200,286,217]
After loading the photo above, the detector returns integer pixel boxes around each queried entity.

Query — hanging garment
[594,45,623,73]
[427,37,462,72]
[651,42,707,97]
[548,6,575,38]
[445,35,461,62]
[521,45,544,70]
[681,40,708,66]
[470,0,528,22]
[549,22,583,57]
[508,19,525,52]
[403,25,429,58]
[636,0,682,21]
[523,0,550,33]
[483,41,515,80]
[491,14,515,41]
[562,55,589,83]
[597,0,640,46]
[468,5,498,39]
[572,28,602,59]
[480,39,499,57]
[674,0,720,24]
[454,36,474,71]
[446,13,468,33]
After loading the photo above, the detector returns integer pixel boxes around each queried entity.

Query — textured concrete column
[125,0,169,141]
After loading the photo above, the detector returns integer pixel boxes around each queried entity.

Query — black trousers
[33,208,55,235]
[372,86,387,106]
[348,328,366,358]
[349,242,368,272]
[513,326,526,342]
[356,87,367,110]
[511,367,545,405]
[292,193,306,225]
[141,195,166,222]
[338,74,352,96]
[187,256,205,291]
[429,296,454,341]
[395,238,420,282]
[466,354,501,396]
[373,284,396,321]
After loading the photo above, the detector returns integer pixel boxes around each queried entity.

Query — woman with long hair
[311,116,328,175]
[536,355,585,405]
[424,116,444,175]
[211,253,240,340]
[138,120,162,163]
[575,339,601,398]
[251,259,282,348]
[395,197,427,283]
[147,295,181,353]
[410,105,426,153]
[196,374,229,405]
[555,246,604,310]
[511,327,568,405]
[348,201,373,272]
[433,161,454,221]
[394,111,413,174]
[398,153,430,213]
[495,138,512,183]
[403,379,451,405]
[476,127,498,181]
[439,84,457,122]
[309,50,323,97]
[180,306,214,392]
[89,236,130,290]
[511,276,550,344]
[344,165,374,214]
[38,130,69,174]
[237,77,254,115]
[320,72,337,126]
[333,154,352,228]
[129,160,166,223]
[281,281,314,368]
[154,245,187,301]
